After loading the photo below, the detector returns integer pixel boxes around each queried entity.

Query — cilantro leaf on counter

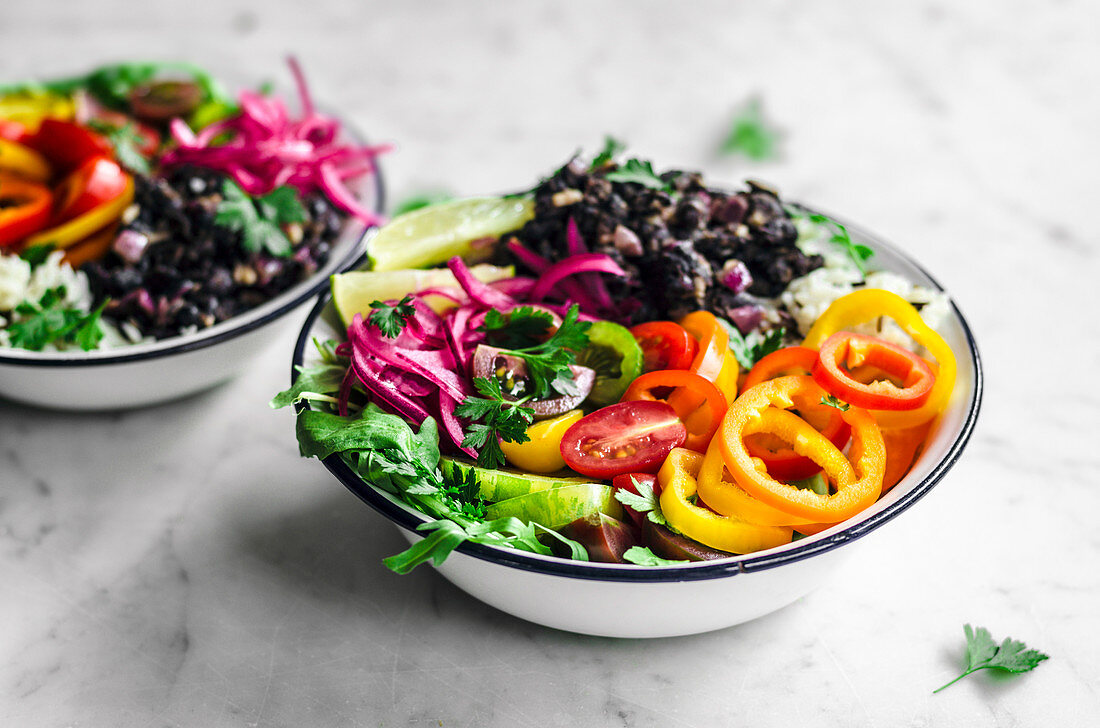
[615,476,668,527]
[214,179,306,258]
[6,286,106,351]
[367,295,415,338]
[934,625,1050,693]
[86,119,151,174]
[591,135,626,168]
[622,546,688,567]
[719,96,781,161]
[606,158,672,192]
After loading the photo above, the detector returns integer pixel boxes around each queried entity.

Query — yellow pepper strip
[0,138,52,182]
[499,409,583,473]
[719,376,886,522]
[696,437,814,527]
[801,288,957,429]
[0,90,76,130]
[24,174,134,251]
[658,447,793,554]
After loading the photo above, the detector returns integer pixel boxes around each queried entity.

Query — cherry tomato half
[52,155,128,224]
[622,369,727,453]
[560,401,686,478]
[630,321,698,372]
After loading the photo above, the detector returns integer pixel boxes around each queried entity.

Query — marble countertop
[2,1,1098,725]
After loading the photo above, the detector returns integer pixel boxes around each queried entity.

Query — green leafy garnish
[391,191,454,217]
[214,179,306,258]
[455,377,535,469]
[721,320,786,370]
[591,135,626,168]
[606,158,671,192]
[797,211,874,277]
[19,244,55,267]
[622,546,688,566]
[719,96,781,161]
[482,305,555,349]
[820,395,850,412]
[614,476,668,526]
[6,286,107,351]
[934,625,1050,693]
[501,303,592,399]
[367,295,415,338]
[85,119,151,174]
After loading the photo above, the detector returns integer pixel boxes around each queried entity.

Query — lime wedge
[367,196,534,271]
[331,264,515,326]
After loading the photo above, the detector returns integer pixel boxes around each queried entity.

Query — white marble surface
[2,1,1098,725]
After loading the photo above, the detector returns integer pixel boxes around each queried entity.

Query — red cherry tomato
[52,155,129,224]
[631,321,698,372]
[560,401,686,478]
[611,472,659,528]
[27,119,112,173]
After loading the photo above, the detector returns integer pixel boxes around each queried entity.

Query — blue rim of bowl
[293,211,982,583]
[0,149,385,370]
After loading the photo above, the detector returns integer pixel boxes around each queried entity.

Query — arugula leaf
[391,191,453,217]
[720,96,781,161]
[85,119,151,174]
[622,546,689,566]
[606,158,671,192]
[214,179,306,258]
[6,286,106,352]
[934,625,1050,693]
[721,319,786,370]
[367,295,415,338]
[455,377,534,469]
[591,135,626,168]
[270,362,347,409]
[614,476,668,526]
[820,395,850,412]
[482,306,554,349]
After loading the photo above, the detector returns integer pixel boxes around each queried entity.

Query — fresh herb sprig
[591,135,626,169]
[481,305,554,349]
[499,304,591,399]
[615,476,668,527]
[214,179,306,258]
[720,320,786,370]
[368,295,415,338]
[606,158,672,192]
[85,119,151,174]
[820,394,850,411]
[719,96,782,161]
[934,625,1049,693]
[6,286,107,351]
[454,377,535,469]
[794,210,874,277]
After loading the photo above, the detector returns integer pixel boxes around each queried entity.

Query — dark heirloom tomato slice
[630,321,698,372]
[559,401,686,478]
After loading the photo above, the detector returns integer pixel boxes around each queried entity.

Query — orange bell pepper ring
[622,369,727,452]
[697,438,815,527]
[657,447,793,554]
[802,289,956,429]
[23,173,133,252]
[0,172,53,248]
[719,376,886,523]
[741,345,818,391]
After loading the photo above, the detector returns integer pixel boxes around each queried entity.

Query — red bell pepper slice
[0,173,54,248]
[27,119,112,174]
[52,155,129,224]
[813,331,935,411]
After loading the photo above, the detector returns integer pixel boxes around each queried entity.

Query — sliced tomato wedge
[630,321,698,372]
[813,332,935,411]
[560,401,686,478]
[52,155,129,224]
[622,369,727,453]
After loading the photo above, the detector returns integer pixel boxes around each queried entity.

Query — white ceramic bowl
[292,211,982,638]
[0,176,383,411]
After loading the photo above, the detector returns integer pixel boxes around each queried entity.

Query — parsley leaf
[934,625,1050,693]
[391,190,454,217]
[721,319,786,370]
[19,244,54,267]
[591,135,626,168]
[820,395,850,411]
[797,211,874,277]
[367,295,415,338]
[214,179,306,258]
[622,546,688,566]
[614,476,668,526]
[606,158,672,192]
[86,119,152,174]
[6,286,107,351]
[482,306,555,349]
[498,303,591,399]
[720,96,782,161]
[455,377,534,469]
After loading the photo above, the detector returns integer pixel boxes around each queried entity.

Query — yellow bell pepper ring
[696,438,815,527]
[499,409,583,473]
[657,447,793,554]
[801,288,957,429]
[24,174,134,252]
[0,138,52,183]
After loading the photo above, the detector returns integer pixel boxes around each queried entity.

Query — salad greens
[605,158,672,192]
[454,377,534,469]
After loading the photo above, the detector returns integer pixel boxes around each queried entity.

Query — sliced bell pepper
[52,155,129,224]
[0,173,53,248]
[23,173,133,252]
[814,331,935,411]
[719,376,886,522]
[621,369,727,452]
[27,119,112,174]
[744,390,851,481]
[802,288,957,429]
[697,438,815,527]
[657,447,793,554]
[741,346,818,392]
[667,311,740,418]
[880,419,934,491]
[499,409,583,473]
[0,138,52,182]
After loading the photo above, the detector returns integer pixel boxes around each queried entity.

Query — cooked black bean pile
[83,166,342,340]
[498,157,823,329]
